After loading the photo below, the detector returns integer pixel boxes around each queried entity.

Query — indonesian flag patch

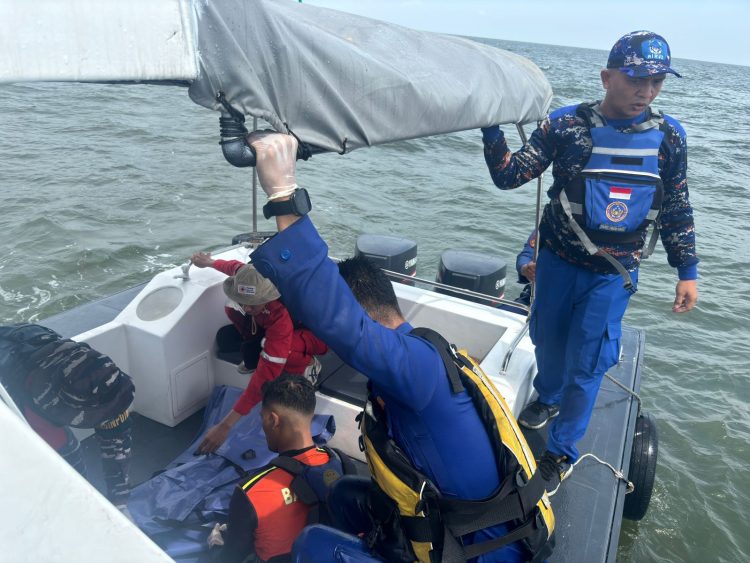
[609,187,632,200]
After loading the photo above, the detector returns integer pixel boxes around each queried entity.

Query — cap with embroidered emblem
[607,30,681,78]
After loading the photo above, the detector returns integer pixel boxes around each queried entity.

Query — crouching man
[209,374,348,563]
[0,323,134,510]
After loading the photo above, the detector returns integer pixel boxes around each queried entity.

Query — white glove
[246,132,299,200]
[207,522,227,548]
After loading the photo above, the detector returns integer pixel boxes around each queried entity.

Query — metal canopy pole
[251,117,258,233]
[515,122,544,304]
[500,122,545,375]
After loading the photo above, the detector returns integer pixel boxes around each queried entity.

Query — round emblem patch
[605,201,629,223]
[323,469,341,486]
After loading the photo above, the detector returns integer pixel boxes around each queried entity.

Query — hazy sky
[305,0,749,67]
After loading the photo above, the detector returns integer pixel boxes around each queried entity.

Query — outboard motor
[436,249,507,304]
[355,234,418,283]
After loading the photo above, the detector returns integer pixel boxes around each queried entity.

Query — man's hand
[520,261,537,282]
[246,132,299,199]
[673,280,698,313]
[191,252,214,269]
[197,422,231,454]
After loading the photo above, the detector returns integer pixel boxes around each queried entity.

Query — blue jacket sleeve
[515,231,536,283]
[251,217,439,411]
[658,115,699,279]
[482,119,557,190]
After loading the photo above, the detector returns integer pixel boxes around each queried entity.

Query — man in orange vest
[209,373,344,562]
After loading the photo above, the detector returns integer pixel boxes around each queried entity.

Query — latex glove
[207,523,227,548]
[246,132,299,199]
[673,279,698,313]
[191,252,214,268]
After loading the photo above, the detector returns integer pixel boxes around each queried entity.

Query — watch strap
[263,198,297,219]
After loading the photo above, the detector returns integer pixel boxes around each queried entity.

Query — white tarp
[0,0,198,83]
[188,0,552,153]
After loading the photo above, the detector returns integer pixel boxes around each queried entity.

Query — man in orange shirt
[214,374,344,562]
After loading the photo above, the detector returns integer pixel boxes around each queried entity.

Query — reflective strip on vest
[261,351,288,364]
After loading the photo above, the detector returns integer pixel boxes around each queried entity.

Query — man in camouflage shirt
[0,323,135,509]
[481,31,698,492]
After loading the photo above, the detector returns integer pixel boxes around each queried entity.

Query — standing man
[481,31,698,489]
[238,133,554,561]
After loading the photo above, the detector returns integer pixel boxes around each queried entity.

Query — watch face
[294,188,312,215]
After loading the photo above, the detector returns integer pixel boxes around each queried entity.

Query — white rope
[572,452,634,494]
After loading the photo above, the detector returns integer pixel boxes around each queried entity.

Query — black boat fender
[623,411,658,520]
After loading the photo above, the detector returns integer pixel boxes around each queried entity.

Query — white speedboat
[0,1,656,561]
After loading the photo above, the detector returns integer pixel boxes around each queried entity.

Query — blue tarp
[128,385,336,561]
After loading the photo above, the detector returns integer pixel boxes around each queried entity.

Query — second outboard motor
[355,234,418,283]
[436,249,507,304]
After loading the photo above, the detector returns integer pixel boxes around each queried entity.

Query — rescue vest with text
[359,328,555,563]
[555,102,668,288]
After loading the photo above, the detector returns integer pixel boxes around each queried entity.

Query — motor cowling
[436,249,507,304]
[355,235,418,281]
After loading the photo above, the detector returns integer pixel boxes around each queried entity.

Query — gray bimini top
[188,0,553,153]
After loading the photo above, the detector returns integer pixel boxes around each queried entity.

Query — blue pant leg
[530,249,576,405]
[546,269,636,461]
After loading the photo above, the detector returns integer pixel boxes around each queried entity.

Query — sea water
[1,39,748,562]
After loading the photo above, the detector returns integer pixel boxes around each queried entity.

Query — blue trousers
[531,249,636,461]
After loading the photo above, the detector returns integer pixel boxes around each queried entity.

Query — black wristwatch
[262,188,312,219]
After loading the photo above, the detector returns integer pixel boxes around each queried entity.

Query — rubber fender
[623,411,658,520]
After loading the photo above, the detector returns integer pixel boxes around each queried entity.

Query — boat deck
[42,286,644,563]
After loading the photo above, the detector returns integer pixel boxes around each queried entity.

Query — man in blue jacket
[245,133,528,561]
[481,31,698,490]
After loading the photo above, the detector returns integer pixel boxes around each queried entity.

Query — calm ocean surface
[1,40,748,561]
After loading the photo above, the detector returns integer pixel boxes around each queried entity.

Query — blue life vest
[556,103,668,289]
[269,446,349,525]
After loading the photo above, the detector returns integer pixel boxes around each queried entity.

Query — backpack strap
[270,455,320,505]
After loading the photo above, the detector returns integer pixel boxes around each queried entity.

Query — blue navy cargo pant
[531,248,637,462]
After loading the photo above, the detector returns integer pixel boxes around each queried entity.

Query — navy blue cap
[607,31,681,78]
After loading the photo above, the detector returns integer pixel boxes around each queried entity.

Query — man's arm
[220,486,258,563]
[232,307,293,415]
[191,252,245,276]
[658,117,699,313]
[246,133,441,410]
[516,231,537,283]
[482,121,556,190]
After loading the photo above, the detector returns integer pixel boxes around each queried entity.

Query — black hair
[261,373,315,415]
[337,255,403,322]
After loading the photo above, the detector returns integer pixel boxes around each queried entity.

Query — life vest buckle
[515,467,529,488]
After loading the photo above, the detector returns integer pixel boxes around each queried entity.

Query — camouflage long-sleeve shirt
[483,103,698,279]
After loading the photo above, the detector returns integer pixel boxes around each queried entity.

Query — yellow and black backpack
[359,327,555,562]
